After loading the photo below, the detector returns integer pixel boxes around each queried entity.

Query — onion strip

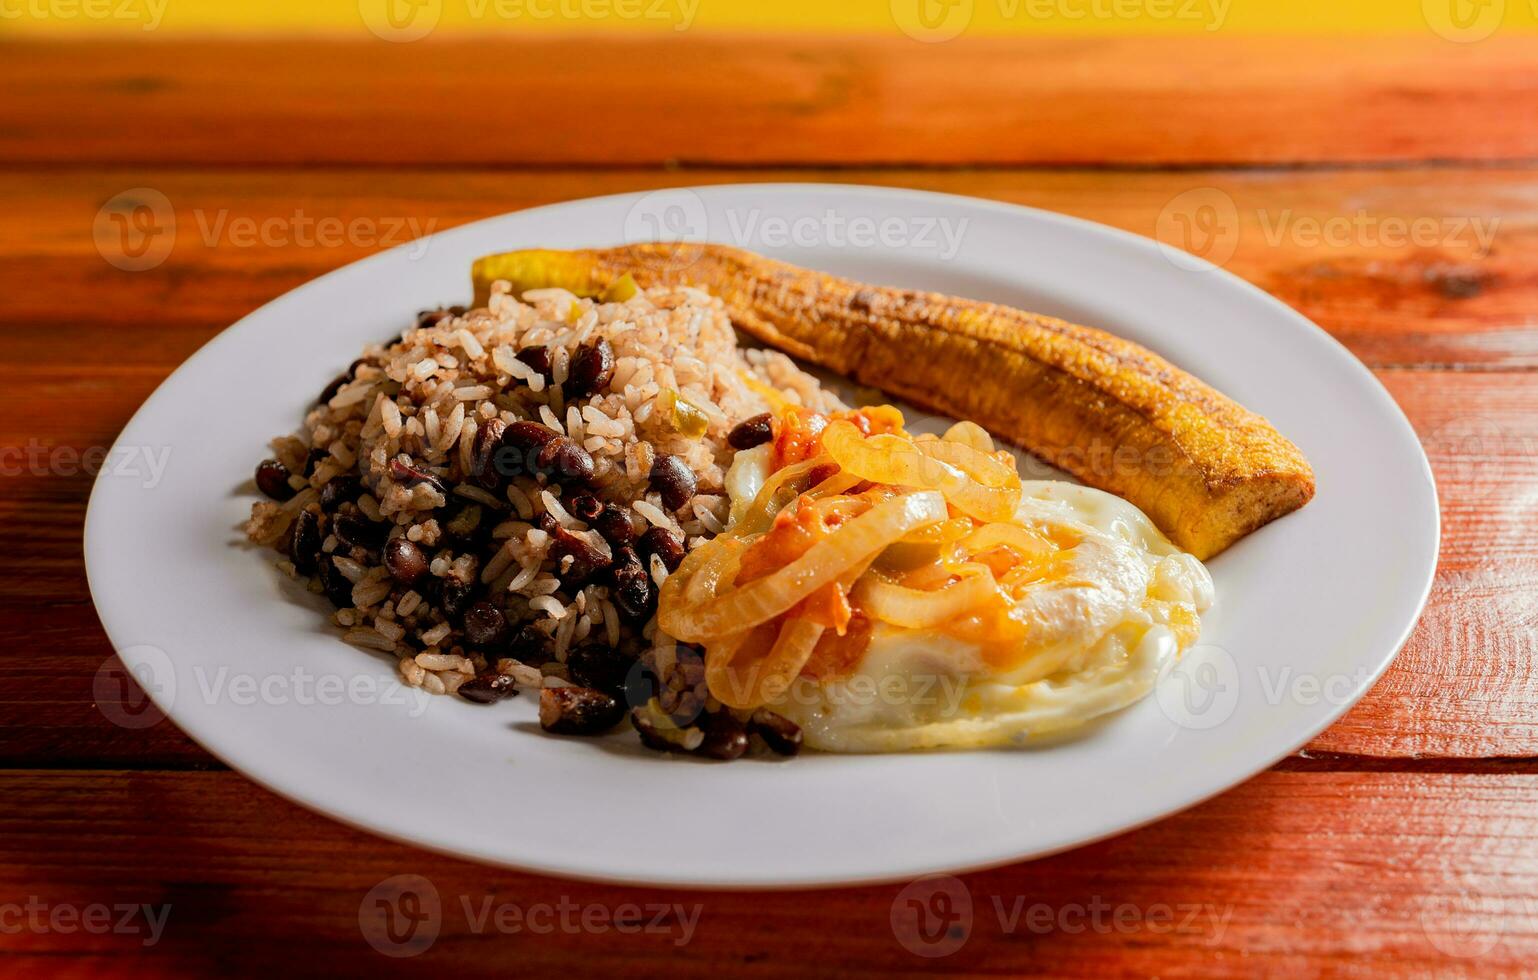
[732,454,833,538]
[706,618,826,709]
[660,490,947,641]
[959,523,1055,561]
[943,420,995,452]
[821,421,1018,523]
[917,439,1019,489]
[855,565,1003,629]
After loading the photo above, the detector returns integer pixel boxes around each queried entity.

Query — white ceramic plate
[85,185,1438,888]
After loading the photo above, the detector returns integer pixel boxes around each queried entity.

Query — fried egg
[725,450,1214,751]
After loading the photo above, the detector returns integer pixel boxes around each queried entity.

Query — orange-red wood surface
[2,35,1533,977]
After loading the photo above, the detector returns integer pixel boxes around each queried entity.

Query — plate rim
[84,182,1440,889]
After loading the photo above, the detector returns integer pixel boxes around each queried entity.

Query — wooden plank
[6,167,1533,369]
[1309,372,1538,757]
[0,769,1534,974]
[4,37,1538,167]
[2,366,1533,764]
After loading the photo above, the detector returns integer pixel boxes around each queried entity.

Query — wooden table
[4,33,1537,975]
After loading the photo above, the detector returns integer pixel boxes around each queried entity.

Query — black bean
[462,600,510,648]
[302,448,328,477]
[436,576,475,621]
[288,509,322,574]
[415,308,458,330]
[727,413,775,450]
[319,475,362,513]
[624,661,661,711]
[503,624,552,665]
[457,673,518,705]
[565,339,615,398]
[539,687,625,735]
[387,457,446,495]
[317,374,348,405]
[515,346,553,379]
[638,526,686,573]
[471,418,508,489]
[316,556,355,608]
[609,547,655,621]
[503,420,559,453]
[566,492,602,522]
[333,514,387,551]
[491,423,554,482]
[536,438,595,485]
[592,505,636,548]
[648,454,696,511]
[534,512,559,535]
[566,643,635,698]
[316,359,364,405]
[442,503,487,550]
[384,537,428,587]
[632,710,692,754]
[748,709,803,756]
[550,525,613,583]
[697,712,749,761]
[255,459,296,501]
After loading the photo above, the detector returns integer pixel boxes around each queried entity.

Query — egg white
[726,462,1214,751]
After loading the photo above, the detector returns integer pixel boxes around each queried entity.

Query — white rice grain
[454,328,485,360]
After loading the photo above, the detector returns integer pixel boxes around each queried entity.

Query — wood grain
[2,368,1533,765]
[4,36,1538,167]
[7,167,1534,369]
[5,33,1536,975]
[0,769,1534,974]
